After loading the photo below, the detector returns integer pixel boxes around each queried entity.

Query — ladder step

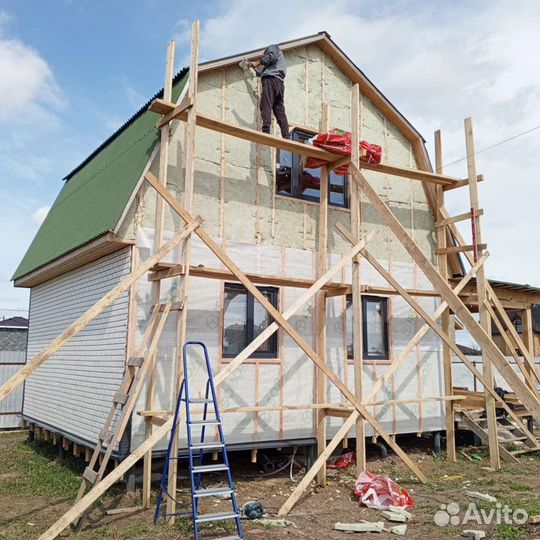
[511,447,540,456]
[195,511,239,524]
[192,464,229,473]
[191,442,224,450]
[208,536,242,540]
[194,487,233,498]
[127,356,144,368]
[189,398,214,404]
[189,419,220,426]
[83,467,98,484]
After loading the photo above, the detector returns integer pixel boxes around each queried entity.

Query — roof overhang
[14,233,134,288]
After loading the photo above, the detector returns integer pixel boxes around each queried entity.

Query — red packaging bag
[327,451,356,469]
[304,129,382,173]
[354,469,414,510]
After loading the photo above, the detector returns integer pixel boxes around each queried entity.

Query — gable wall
[120,44,436,265]
[121,45,444,450]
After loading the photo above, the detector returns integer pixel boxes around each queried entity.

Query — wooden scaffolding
[1,21,539,539]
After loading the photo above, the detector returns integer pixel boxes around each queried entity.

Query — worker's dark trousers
[260,76,290,138]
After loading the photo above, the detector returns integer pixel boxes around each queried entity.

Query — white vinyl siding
[23,248,132,446]
[0,351,26,428]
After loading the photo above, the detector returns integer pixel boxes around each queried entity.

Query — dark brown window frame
[222,282,279,359]
[276,128,349,209]
[346,295,390,361]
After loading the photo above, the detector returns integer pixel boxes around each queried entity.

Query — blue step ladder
[155,341,244,540]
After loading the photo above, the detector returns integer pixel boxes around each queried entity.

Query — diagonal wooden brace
[349,165,540,421]
[38,185,380,540]
[0,218,202,405]
[146,171,428,484]
[336,223,539,446]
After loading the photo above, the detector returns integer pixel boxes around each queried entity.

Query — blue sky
[0,0,538,319]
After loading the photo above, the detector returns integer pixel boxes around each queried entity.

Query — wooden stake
[278,412,359,515]
[434,129,456,461]
[351,83,365,474]
[464,117,499,470]
[315,103,329,485]
[143,37,176,510]
[522,307,538,386]
[167,20,199,523]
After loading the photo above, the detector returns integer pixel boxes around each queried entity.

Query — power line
[443,126,540,168]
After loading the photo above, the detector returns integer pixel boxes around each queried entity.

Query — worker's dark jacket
[256,45,287,80]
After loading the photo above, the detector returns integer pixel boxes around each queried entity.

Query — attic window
[276,129,349,208]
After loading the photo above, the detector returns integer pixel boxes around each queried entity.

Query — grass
[495,522,524,540]
[75,522,158,540]
[0,436,83,498]
[507,482,532,491]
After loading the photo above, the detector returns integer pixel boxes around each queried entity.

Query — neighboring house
[0,316,28,429]
[491,303,540,357]
[11,32,538,459]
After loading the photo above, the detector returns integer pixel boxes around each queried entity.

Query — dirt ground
[0,430,538,540]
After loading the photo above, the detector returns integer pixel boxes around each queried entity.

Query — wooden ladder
[70,302,174,530]
[460,410,540,463]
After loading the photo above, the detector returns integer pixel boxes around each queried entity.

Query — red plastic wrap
[354,469,414,510]
[326,451,356,469]
[304,129,382,174]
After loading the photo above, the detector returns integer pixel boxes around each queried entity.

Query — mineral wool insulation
[131,228,445,452]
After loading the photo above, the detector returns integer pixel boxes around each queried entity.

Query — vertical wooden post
[465,117,500,470]
[351,84,365,473]
[521,308,537,387]
[434,130,456,461]
[166,20,200,523]
[315,103,329,485]
[142,39,176,509]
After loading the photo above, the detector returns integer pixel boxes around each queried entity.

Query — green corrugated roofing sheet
[12,71,188,282]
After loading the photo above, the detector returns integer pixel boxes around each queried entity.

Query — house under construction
[2,23,539,538]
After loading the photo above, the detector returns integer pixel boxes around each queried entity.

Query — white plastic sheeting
[131,227,446,451]
[451,355,540,393]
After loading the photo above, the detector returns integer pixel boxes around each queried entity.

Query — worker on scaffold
[250,44,290,138]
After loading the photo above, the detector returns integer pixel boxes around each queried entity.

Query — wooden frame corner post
[351,83,366,473]
[434,129,456,461]
[464,117,500,470]
[315,103,329,485]
[166,19,200,523]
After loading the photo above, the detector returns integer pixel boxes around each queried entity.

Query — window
[222,283,279,358]
[276,129,349,208]
[346,295,389,361]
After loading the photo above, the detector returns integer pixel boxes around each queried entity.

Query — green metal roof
[12,70,188,282]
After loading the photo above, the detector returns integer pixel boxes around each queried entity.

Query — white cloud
[0,11,63,123]
[176,0,540,285]
[32,206,50,225]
